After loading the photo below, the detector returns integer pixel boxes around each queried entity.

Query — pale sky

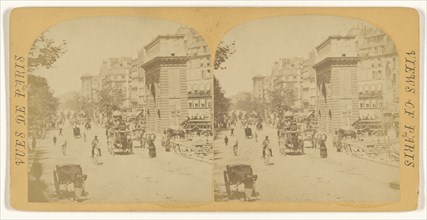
[31,16,182,97]
[215,15,369,97]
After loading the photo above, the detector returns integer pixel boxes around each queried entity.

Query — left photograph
[27,16,213,203]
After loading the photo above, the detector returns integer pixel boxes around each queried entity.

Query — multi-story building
[252,74,266,100]
[301,51,317,110]
[99,57,132,108]
[271,57,304,108]
[354,26,399,132]
[141,34,189,133]
[313,35,360,133]
[177,26,212,121]
[80,74,94,100]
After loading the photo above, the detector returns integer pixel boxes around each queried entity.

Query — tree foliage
[214,41,235,70]
[96,85,125,120]
[63,92,95,117]
[28,32,67,72]
[28,75,59,136]
[213,41,236,125]
[268,87,296,120]
[233,92,266,118]
[213,76,231,121]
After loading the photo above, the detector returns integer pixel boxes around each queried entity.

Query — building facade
[355,27,399,132]
[272,57,304,108]
[301,51,317,110]
[80,74,94,100]
[313,36,360,133]
[141,35,189,133]
[177,26,212,121]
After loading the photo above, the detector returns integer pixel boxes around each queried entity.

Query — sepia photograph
[213,15,400,202]
[27,16,213,203]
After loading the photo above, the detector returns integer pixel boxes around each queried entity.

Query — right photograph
[213,15,400,202]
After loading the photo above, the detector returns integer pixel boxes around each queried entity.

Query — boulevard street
[30,122,212,203]
[214,123,400,202]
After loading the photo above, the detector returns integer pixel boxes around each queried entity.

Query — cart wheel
[53,170,61,199]
[223,171,231,199]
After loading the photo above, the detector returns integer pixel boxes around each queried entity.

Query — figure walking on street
[262,136,272,165]
[319,133,328,158]
[58,127,63,136]
[53,136,57,145]
[83,132,87,142]
[91,136,101,158]
[254,131,258,142]
[148,137,156,158]
[224,135,229,146]
[232,140,239,156]
[61,141,67,156]
[230,128,234,137]
[32,138,37,151]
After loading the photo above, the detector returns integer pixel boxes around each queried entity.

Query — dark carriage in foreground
[244,127,253,139]
[53,164,87,199]
[223,164,258,200]
[73,127,81,138]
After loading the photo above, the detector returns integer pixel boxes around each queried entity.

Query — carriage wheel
[53,170,61,199]
[224,171,231,199]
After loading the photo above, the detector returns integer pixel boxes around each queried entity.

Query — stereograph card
[8,7,420,211]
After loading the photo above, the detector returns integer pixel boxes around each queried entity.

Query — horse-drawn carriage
[278,122,304,155]
[52,164,87,200]
[223,164,258,200]
[244,127,253,139]
[108,127,133,155]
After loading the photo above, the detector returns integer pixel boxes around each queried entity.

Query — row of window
[359,99,383,109]
[188,99,212,108]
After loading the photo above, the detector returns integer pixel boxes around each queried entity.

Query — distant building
[99,57,132,108]
[301,51,317,109]
[252,74,266,100]
[141,34,189,132]
[271,57,304,108]
[313,35,360,133]
[80,74,94,100]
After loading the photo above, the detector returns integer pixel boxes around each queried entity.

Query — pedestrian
[91,136,100,158]
[32,138,37,151]
[254,132,258,142]
[148,137,156,158]
[242,174,258,201]
[58,127,63,136]
[262,136,272,165]
[319,133,328,158]
[61,141,67,156]
[83,132,87,142]
[224,135,229,146]
[53,136,57,145]
[233,140,238,156]
[230,128,234,137]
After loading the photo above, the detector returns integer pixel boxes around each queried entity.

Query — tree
[63,92,95,117]
[28,75,59,137]
[268,87,296,121]
[28,33,67,137]
[213,76,231,125]
[214,41,236,70]
[213,41,236,127]
[28,32,67,73]
[96,85,125,120]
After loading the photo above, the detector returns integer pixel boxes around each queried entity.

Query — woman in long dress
[148,137,156,158]
[319,134,328,158]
